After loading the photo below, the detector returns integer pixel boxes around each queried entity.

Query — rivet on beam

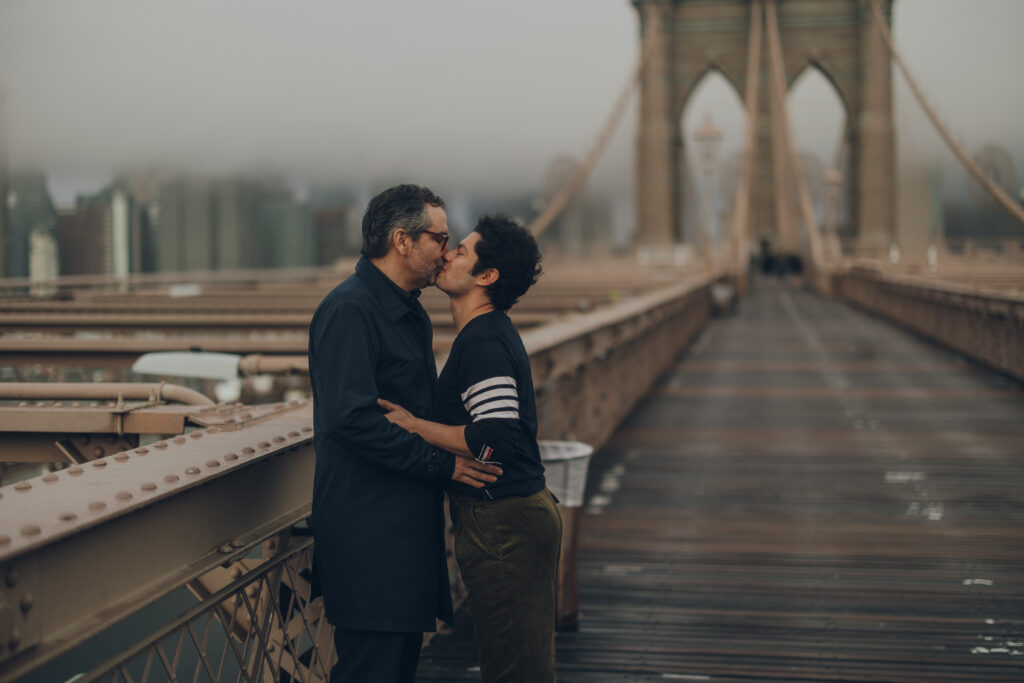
[258,442,271,449]
[225,453,239,461]
[14,482,31,492]
[154,442,169,450]
[89,501,107,511]
[185,467,201,475]
[42,473,58,483]
[116,491,133,502]
[59,512,77,522]
[206,460,220,469]
[20,525,41,537]
[273,436,285,443]
[172,437,187,445]
[242,447,255,455]
[190,432,204,439]
[141,482,157,492]
[164,474,180,484]
[68,466,84,476]
[302,426,313,433]
[288,431,300,437]
[114,453,129,462]
[135,448,149,455]
[0,535,11,547]
[92,461,107,469]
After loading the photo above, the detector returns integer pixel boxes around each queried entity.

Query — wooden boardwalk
[419,278,1024,682]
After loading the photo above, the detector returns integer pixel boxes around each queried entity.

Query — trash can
[539,439,593,629]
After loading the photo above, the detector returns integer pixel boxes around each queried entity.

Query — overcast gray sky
[1,0,1021,208]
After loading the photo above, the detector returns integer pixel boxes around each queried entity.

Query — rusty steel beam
[0,382,213,406]
[237,354,308,376]
[0,402,315,680]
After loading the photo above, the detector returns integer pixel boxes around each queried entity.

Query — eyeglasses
[416,229,449,249]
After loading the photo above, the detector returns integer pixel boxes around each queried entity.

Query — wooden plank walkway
[419,278,1024,682]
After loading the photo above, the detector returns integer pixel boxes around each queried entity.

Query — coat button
[427,464,436,474]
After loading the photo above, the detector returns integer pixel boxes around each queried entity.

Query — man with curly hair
[379,214,561,682]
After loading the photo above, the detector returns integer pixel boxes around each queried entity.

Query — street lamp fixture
[693,113,723,261]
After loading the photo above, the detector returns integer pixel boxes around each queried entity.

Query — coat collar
[355,256,423,323]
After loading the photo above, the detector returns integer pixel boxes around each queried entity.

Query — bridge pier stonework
[633,0,896,256]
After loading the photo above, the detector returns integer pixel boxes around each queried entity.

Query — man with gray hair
[308,184,503,682]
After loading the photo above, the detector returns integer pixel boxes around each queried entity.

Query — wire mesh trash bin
[539,439,594,629]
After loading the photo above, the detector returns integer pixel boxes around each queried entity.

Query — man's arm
[377,398,505,488]
[377,398,472,457]
[453,337,525,464]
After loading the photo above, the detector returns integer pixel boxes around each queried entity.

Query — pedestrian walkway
[419,278,1024,682]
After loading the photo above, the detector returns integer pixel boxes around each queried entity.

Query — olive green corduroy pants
[449,488,563,683]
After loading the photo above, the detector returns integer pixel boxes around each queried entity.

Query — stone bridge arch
[635,0,895,255]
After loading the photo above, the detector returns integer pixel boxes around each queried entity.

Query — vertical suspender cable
[765,0,826,268]
[727,0,764,272]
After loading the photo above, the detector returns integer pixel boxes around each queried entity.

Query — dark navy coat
[309,257,456,632]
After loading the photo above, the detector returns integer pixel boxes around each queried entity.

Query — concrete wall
[837,266,1024,382]
[524,277,713,449]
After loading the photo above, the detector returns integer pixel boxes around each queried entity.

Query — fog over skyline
[1,0,1022,210]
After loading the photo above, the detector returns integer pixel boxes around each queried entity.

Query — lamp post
[693,113,723,263]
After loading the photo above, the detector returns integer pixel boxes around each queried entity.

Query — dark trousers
[449,488,563,683]
[329,627,423,683]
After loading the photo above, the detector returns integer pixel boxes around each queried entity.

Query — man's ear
[476,267,499,287]
[392,229,410,255]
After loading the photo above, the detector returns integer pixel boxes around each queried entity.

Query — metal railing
[82,534,334,683]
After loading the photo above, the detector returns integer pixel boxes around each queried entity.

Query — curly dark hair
[361,184,445,259]
[470,215,542,311]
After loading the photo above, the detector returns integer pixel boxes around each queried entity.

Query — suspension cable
[727,0,764,270]
[867,0,1024,227]
[765,0,825,267]
[529,5,661,238]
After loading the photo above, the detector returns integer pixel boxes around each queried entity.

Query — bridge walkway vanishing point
[419,277,1024,682]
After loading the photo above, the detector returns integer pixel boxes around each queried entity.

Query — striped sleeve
[461,376,519,422]
[456,338,522,463]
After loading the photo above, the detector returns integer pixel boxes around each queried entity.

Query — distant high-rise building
[152,174,313,272]
[58,185,143,276]
[157,177,216,272]
[309,185,362,264]
[260,197,313,268]
[6,172,59,279]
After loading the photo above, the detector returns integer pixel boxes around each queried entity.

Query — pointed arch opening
[786,65,850,236]
[679,68,748,248]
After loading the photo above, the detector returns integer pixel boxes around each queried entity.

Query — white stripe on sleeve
[464,387,518,412]
[473,410,520,422]
[461,376,517,402]
[469,399,520,417]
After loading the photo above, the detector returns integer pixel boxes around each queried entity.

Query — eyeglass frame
[410,228,449,249]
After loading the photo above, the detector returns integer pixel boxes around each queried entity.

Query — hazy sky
[1,0,1021,208]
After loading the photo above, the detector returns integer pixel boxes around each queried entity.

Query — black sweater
[439,310,546,500]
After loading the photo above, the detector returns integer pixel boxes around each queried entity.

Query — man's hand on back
[452,456,503,488]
